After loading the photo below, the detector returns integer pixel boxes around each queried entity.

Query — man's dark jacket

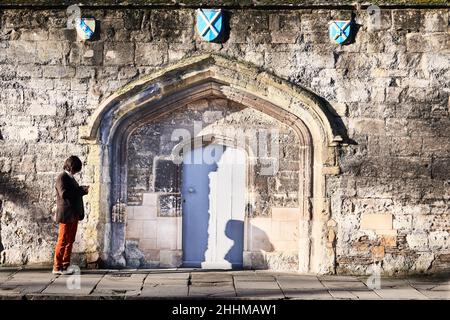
[55,171,88,223]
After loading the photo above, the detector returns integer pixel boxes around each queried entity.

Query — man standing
[53,156,89,275]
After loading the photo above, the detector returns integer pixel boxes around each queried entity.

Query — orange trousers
[53,221,78,270]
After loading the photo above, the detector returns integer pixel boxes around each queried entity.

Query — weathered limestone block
[361,213,393,231]
[348,118,385,135]
[104,42,135,66]
[393,215,412,231]
[413,252,435,272]
[42,65,76,79]
[428,231,450,250]
[382,254,414,275]
[406,33,449,53]
[18,127,39,142]
[135,42,168,66]
[406,232,429,251]
[269,13,300,44]
[392,10,422,32]
[229,10,270,44]
[431,158,450,180]
[29,104,57,116]
[423,10,449,32]
[150,9,194,43]
[432,253,450,271]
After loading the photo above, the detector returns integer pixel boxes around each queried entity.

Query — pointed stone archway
[79,54,344,274]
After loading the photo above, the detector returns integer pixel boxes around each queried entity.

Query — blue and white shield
[196,9,223,42]
[329,20,352,45]
[76,18,96,40]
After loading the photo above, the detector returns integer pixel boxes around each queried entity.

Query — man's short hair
[63,156,83,174]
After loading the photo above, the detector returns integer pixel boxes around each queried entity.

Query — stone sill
[0,0,449,8]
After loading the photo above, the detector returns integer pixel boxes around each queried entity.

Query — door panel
[181,144,246,269]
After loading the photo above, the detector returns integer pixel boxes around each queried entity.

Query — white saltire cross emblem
[332,21,351,41]
[198,9,221,37]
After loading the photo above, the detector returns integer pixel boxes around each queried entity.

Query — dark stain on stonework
[154,159,180,193]
[0,173,38,209]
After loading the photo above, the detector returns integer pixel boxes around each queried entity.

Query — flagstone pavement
[0,267,449,300]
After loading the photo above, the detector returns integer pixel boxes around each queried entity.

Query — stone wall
[0,7,449,274]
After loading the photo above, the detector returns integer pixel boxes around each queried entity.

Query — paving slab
[319,275,360,282]
[381,278,411,285]
[92,273,146,295]
[322,278,380,300]
[327,290,358,299]
[408,281,450,290]
[277,275,324,290]
[234,280,279,290]
[324,287,379,300]
[415,289,450,299]
[408,280,450,289]
[0,270,57,294]
[235,280,284,299]
[140,284,188,298]
[374,286,429,300]
[283,288,333,300]
[321,280,368,290]
[42,273,105,295]
[0,287,23,297]
[233,274,276,282]
[347,290,380,299]
[189,284,236,297]
[191,272,233,284]
[235,289,284,299]
[408,281,450,299]
[145,272,190,285]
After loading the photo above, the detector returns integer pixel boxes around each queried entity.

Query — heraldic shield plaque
[76,18,96,40]
[329,20,353,45]
[196,9,223,42]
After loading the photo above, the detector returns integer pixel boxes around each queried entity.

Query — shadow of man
[225,219,275,270]
[224,220,244,268]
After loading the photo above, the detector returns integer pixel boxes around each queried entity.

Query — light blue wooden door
[182,144,246,269]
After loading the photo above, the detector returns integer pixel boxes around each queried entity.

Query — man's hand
[82,186,90,194]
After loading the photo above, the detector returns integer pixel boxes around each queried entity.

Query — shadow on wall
[0,172,52,220]
[188,218,275,269]
[315,95,354,145]
[0,173,36,264]
[246,225,277,270]
[0,173,55,265]
[0,173,55,218]
[224,220,276,270]
[224,219,245,265]
[0,173,36,208]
